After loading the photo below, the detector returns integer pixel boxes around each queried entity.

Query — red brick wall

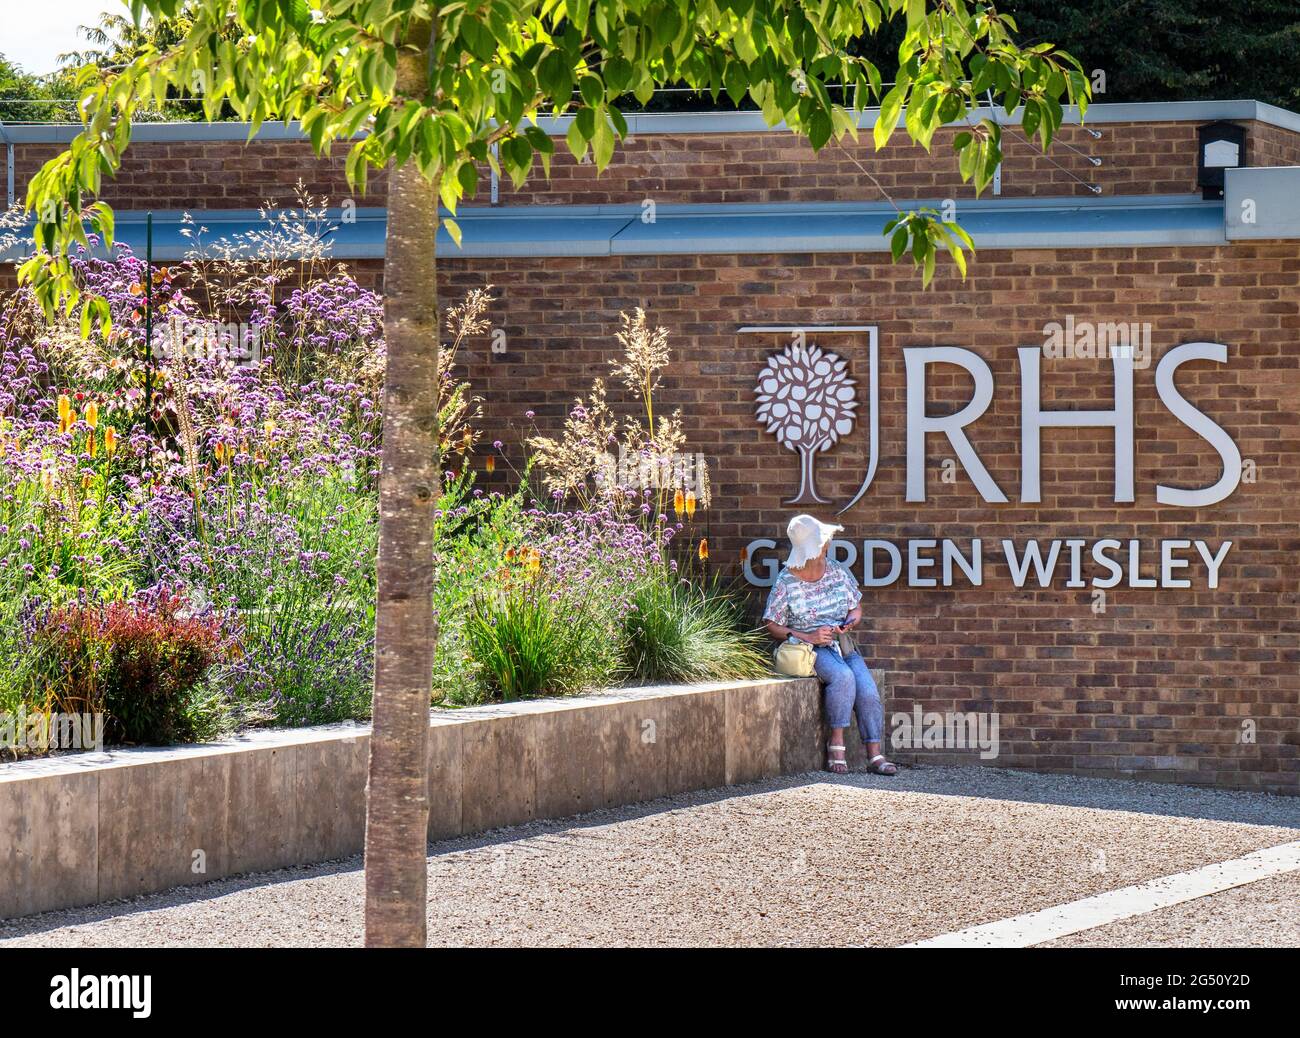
[424,243,1298,794]
[3,115,1298,794]
[5,140,385,210]
[1252,122,1300,169]
[6,117,1298,210]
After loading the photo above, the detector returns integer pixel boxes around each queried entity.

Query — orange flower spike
[673,488,685,518]
[87,436,97,459]
[57,394,71,423]
[84,402,99,429]
[739,546,749,563]
[698,538,709,562]
[104,426,118,456]
[485,455,496,473]
[685,490,697,519]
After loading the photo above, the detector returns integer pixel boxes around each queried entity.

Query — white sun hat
[786,513,843,570]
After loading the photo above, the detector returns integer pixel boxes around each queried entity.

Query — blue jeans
[813,647,883,744]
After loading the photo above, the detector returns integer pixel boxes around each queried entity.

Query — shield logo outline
[750,326,879,513]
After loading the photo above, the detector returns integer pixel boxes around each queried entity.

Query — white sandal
[867,754,897,776]
[826,742,848,774]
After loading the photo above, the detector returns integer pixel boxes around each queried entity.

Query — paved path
[2,766,1296,947]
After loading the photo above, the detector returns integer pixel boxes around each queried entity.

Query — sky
[2,1,125,77]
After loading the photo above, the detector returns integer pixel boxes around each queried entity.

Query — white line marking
[905,839,1300,948]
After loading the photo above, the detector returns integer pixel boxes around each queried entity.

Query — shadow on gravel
[852,764,1300,829]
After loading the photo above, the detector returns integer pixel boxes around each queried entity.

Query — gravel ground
[1039,871,1300,948]
[2,765,1296,948]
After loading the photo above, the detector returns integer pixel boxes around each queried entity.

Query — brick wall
[2,115,1298,794]
[421,243,1298,794]
[6,117,1298,210]
[5,140,385,211]
[1251,122,1300,169]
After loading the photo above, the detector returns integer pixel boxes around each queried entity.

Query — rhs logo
[753,330,879,509]
[752,331,1241,512]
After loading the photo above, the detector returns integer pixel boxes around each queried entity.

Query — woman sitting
[762,514,896,776]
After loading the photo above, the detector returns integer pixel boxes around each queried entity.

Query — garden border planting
[0,676,823,920]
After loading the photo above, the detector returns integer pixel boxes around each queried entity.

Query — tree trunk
[363,21,438,949]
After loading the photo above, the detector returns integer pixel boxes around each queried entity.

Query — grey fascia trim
[536,100,1300,135]
[6,99,1300,144]
[0,121,312,144]
[1224,165,1300,240]
[0,195,1232,263]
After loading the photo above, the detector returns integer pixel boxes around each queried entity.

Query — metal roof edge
[0,195,1238,262]
[5,100,1299,143]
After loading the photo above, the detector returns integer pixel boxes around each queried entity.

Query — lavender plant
[1,201,765,740]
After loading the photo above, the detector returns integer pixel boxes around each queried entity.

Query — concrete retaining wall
[0,677,822,920]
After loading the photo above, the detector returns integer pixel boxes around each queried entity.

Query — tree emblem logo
[754,342,858,505]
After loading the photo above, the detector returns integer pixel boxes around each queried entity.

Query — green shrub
[463,580,620,701]
[430,477,531,701]
[622,574,769,685]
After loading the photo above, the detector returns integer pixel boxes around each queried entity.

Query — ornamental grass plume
[436,286,493,463]
[528,310,711,520]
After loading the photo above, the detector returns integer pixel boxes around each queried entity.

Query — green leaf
[807,108,832,151]
[723,62,748,106]
[565,118,587,161]
[890,224,908,261]
[537,50,573,103]
[443,216,462,248]
[591,113,615,170]
[579,75,604,107]
[604,56,633,95]
[460,18,498,63]
[874,83,906,150]
[457,161,479,198]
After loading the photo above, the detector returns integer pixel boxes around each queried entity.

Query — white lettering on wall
[904,347,1007,503]
[1019,345,1134,503]
[1154,342,1242,507]
[742,537,1232,590]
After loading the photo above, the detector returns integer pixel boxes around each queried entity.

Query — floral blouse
[762,562,863,634]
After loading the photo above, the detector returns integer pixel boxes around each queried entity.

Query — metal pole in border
[0,118,13,208]
[144,211,153,428]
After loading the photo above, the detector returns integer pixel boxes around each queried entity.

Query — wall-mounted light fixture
[1197,121,1247,200]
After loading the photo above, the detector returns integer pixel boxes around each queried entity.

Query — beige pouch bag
[773,638,816,677]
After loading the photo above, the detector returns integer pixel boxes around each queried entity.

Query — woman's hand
[840,609,862,632]
[807,626,837,646]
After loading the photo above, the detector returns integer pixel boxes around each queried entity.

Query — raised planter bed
[0,676,823,920]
